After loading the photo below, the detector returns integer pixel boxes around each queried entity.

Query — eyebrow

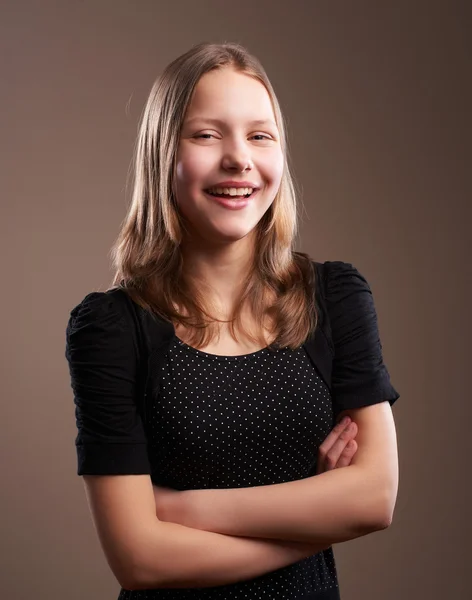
[184,117,278,128]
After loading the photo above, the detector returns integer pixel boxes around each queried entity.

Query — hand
[316,416,358,475]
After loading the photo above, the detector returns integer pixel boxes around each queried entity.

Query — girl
[65,42,400,599]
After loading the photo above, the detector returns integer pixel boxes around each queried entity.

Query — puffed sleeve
[325,261,400,418]
[65,291,152,476]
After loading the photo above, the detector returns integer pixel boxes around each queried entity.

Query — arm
[67,294,330,591]
[83,473,333,591]
[168,401,398,544]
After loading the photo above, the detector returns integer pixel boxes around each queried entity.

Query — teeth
[207,186,254,196]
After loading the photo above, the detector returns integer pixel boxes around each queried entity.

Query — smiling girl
[65,42,400,599]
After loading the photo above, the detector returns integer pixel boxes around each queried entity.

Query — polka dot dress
[119,334,341,599]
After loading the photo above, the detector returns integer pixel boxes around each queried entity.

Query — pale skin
[174,66,284,317]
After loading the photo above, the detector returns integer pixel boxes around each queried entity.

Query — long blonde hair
[109,41,318,351]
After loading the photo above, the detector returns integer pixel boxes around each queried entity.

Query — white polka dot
[133,335,340,599]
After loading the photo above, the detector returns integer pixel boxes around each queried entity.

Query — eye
[194,133,216,139]
[250,134,273,141]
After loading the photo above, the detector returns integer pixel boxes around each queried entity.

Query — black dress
[65,261,400,599]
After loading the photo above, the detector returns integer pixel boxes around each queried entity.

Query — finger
[336,439,358,468]
[323,422,358,471]
[316,418,350,474]
[316,418,352,474]
[318,417,351,457]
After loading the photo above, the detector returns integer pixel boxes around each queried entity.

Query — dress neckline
[173,334,270,360]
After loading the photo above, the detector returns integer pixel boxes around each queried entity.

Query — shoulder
[65,289,152,477]
[310,259,372,306]
[66,288,131,330]
[319,261,400,412]
[322,260,371,299]
[318,260,377,341]
[65,288,138,360]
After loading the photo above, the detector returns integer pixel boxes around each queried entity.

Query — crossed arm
[154,402,398,543]
[84,401,398,589]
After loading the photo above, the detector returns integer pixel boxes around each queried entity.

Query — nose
[221,139,253,172]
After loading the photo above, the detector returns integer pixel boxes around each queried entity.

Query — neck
[180,233,256,315]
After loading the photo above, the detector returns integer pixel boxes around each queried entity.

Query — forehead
[184,68,276,124]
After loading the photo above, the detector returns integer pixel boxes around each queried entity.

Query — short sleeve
[65,291,152,476]
[325,261,400,417]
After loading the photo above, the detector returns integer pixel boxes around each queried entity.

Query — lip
[203,189,258,210]
[205,180,260,190]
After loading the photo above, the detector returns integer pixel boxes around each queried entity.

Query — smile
[204,187,255,199]
[203,189,259,210]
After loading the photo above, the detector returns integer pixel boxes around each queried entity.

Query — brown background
[2,1,470,598]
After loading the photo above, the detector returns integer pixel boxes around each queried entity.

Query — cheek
[175,148,213,189]
[261,149,284,189]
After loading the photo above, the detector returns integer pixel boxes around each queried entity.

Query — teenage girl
[65,42,400,599]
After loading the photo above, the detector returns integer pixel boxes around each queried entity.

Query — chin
[206,225,256,243]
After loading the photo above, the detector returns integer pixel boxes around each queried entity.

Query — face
[174,67,284,246]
